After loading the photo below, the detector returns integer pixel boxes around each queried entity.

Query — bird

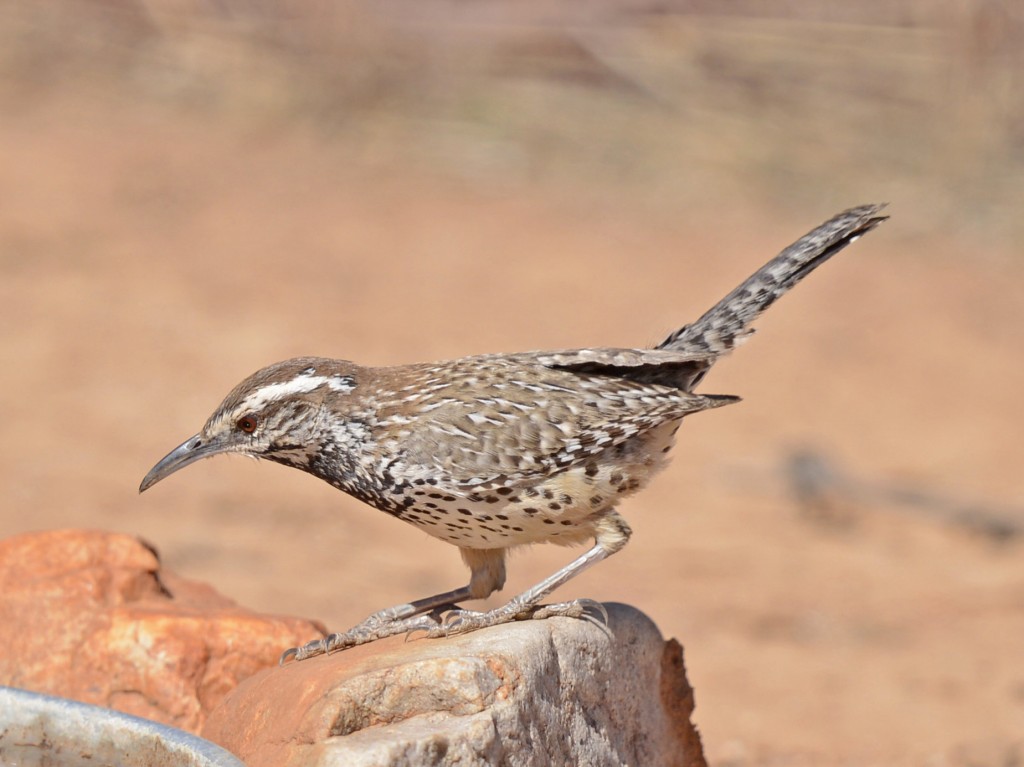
[140,203,887,664]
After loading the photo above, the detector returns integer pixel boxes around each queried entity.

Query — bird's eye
[236,415,258,433]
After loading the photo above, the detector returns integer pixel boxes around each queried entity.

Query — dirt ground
[1,90,1022,766]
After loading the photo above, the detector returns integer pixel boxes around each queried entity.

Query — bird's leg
[431,511,631,637]
[280,548,507,663]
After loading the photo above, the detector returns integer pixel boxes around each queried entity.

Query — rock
[203,603,706,767]
[0,530,707,765]
[0,529,323,733]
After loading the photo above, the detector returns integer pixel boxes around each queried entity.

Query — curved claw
[279,634,333,666]
[442,609,473,629]
[528,599,609,627]
[577,598,609,625]
[399,614,440,643]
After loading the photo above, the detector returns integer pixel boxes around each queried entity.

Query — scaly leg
[429,511,631,638]
[281,547,507,663]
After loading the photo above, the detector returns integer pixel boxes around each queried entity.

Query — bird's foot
[279,599,609,662]
[279,611,442,664]
[429,598,608,638]
[532,598,608,625]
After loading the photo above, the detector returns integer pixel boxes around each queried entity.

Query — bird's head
[139,357,361,492]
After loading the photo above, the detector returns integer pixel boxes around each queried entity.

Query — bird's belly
[389,421,680,548]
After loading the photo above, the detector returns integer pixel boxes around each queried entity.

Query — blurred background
[1,1,1022,764]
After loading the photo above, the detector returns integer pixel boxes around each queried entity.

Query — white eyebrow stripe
[240,374,354,411]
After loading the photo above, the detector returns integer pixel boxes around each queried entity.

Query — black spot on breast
[584,462,598,477]
[496,487,513,496]
[548,503,561,511]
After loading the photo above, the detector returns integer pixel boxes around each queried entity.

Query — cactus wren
[140,204,887,663]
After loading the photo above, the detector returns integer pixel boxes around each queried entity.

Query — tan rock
[0,529,323,733]
[203,603,706,767]
[0,530,706,765]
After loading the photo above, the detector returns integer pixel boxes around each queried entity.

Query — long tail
[658,203,888,356]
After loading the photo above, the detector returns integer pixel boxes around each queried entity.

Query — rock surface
[0,530,706,765]
[0,529,323,733]
[203,602,706,767]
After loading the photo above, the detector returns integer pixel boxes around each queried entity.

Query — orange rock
[0,529,323,733]
[204,603,707,767]
[0,530,707,765]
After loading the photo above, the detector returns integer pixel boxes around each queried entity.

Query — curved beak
[139,434,228,493]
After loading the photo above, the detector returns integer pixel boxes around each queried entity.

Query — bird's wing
[376,353,735,489]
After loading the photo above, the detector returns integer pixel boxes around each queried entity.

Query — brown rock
[0,530,707,765]
[203,602,707,767]
[0,529,323,733]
